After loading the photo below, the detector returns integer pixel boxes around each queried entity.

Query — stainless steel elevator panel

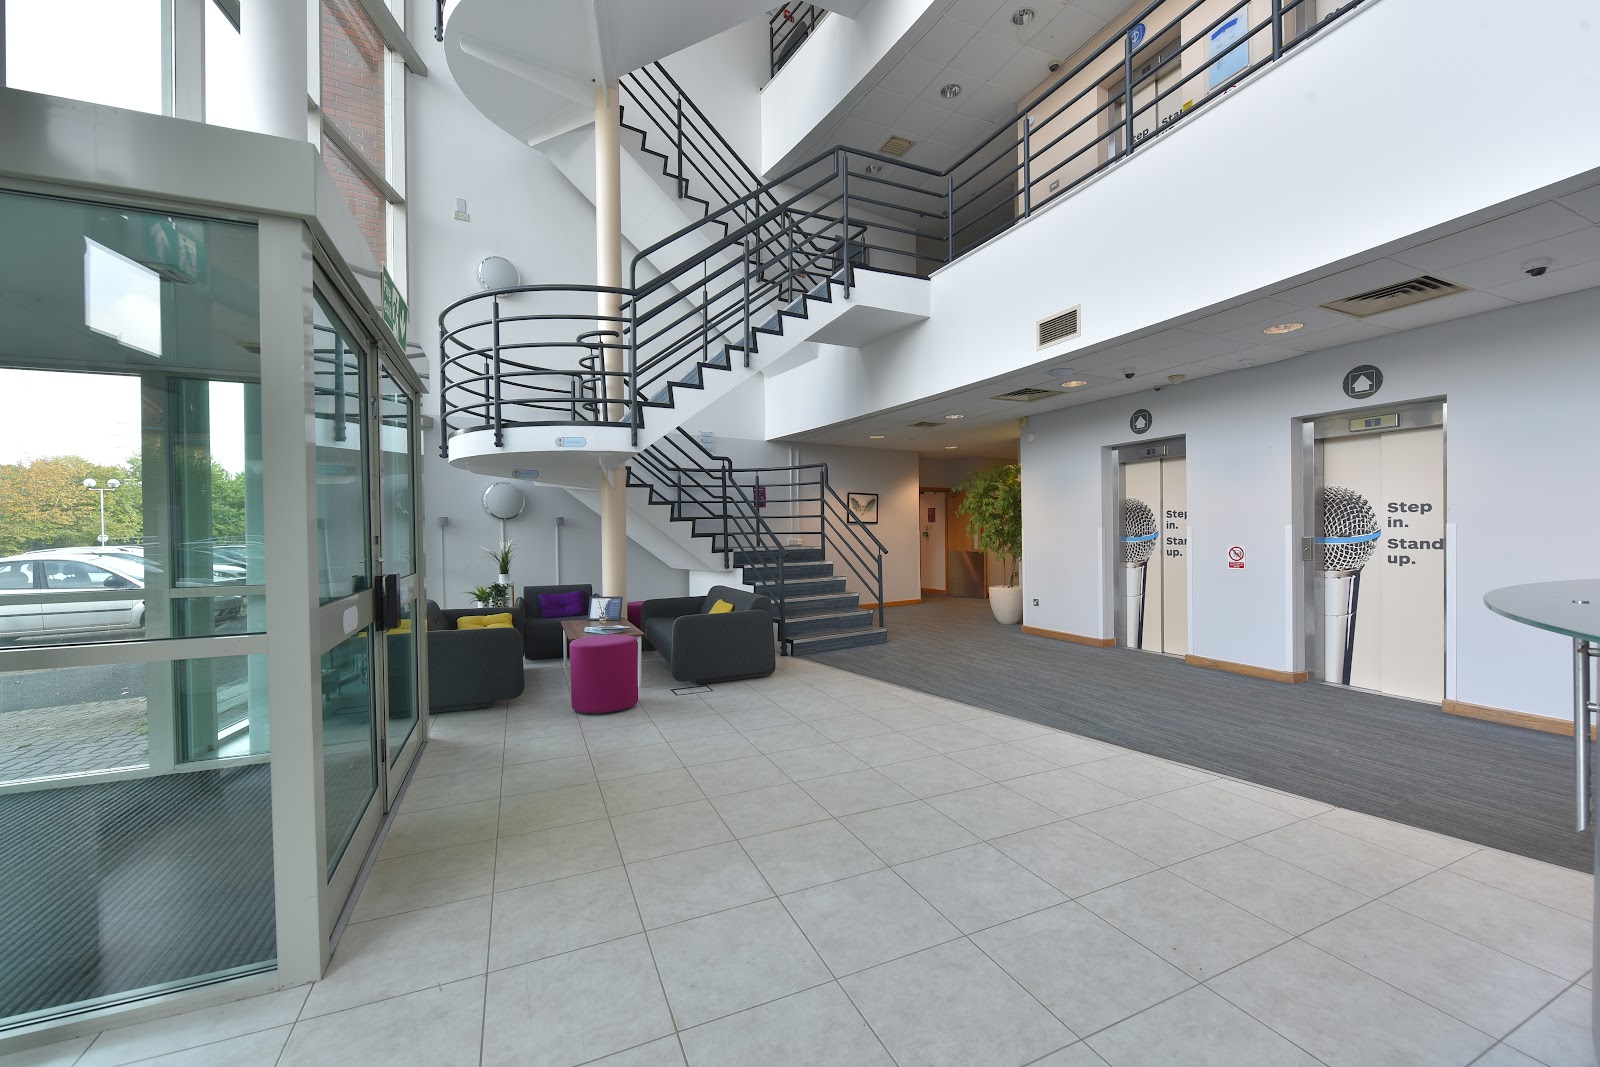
[947,551,986,598]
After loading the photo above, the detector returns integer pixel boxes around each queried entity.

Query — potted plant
[484,540,515,589]
[953,463,1023,625]
[467,584,510,609]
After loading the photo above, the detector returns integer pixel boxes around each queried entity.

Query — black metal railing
[770,4,825,78]
[438,0,1369,449]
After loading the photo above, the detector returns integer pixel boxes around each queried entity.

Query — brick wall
[320,0,387,267]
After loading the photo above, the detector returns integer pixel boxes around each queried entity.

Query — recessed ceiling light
[1011,7,1035,25]
[1238,357,1256,367]
[943,413,964,420]
[1262,322,1304,334]
[1046,366,1075,376]
[940,83,962,99]
[868,434,886,439]
[863,163,883,175]
[944,445,959,450]
[1060,380,1088,388]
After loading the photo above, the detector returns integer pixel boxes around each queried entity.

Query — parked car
[0,549,245,645]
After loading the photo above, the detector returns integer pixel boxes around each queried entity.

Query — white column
[595,81,627,601]
[238,0,307,141]
[601,463,628,600]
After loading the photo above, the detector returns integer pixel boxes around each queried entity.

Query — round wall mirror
[482,482,527,520]
[478,256,521,291]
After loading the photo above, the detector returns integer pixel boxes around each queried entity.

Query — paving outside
[0,695,148,781]
[8,654,1595,1067]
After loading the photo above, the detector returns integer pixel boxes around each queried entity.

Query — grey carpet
[814,596,1591,872]
[0,764,275,1022]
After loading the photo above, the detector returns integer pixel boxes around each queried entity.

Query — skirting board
[1020,624,1115,648]
[861,599,921,609]
[1442,698,1593,738]
[1186,654,1309,684]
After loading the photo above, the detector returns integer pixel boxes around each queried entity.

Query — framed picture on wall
[847,492,879,524]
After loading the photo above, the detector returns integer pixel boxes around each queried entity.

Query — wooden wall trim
[1441,698,1591,738]
[1020,624,1115,648]
[1185,654,1309,684]
[861,598,922,609]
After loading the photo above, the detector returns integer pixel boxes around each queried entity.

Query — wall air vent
[1036,306,1081,348]
[1320,275,1469,318]
[879,135,916,157]
[993,387,1057,402]
[908,420,943,428]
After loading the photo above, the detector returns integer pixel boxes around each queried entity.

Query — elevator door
[1313,410,1445,702]
[1117,447,1187,655]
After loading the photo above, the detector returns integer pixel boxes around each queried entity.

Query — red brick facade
[320,0,387,267]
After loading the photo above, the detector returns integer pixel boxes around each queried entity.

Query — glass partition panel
[384,597,419,762]
[313,297,371,605]
[321,627,376,874]
[378,367,414,577]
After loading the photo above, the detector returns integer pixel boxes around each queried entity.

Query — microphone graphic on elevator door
[1315,485,1381,685]
[1120,498,1158,648]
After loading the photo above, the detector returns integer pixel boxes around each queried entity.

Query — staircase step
[730,547,823,566]
[782,609,875,637]
[742,561,833,582]
[779,591,862,618]
[788,628,888,655]
[754,576,846,598]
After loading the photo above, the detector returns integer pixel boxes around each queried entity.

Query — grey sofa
[640,585,776,684]
[516,583,594,659]
[424,600,526,712]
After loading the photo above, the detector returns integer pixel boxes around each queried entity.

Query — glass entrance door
[377,363,421,803]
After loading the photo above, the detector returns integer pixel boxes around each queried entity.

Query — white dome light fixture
[477,256,521,291]
[482,481,527,520]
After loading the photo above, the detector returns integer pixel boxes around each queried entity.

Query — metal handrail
[770,4,825,78]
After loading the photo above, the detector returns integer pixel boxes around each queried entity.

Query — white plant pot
[989,584,1024,625]
[498,573,510,588]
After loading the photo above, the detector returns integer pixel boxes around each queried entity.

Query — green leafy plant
[953,463,1022,587]
[466,584,502,607]
[483,540,515,573]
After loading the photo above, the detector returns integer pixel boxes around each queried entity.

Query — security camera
[1523,257,1552,277]
[1047,59,1062,72]
[1123,370,1136,379]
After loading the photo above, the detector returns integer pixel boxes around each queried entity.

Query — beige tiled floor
[8,656,1596,1067]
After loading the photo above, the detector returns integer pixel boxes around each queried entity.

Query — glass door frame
[375,358,424,805]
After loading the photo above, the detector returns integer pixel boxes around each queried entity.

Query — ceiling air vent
[1320,275,1469,318]
[879,135,916,157]
[993,387,1057,402]
[1036,306,1081,348]
[908,420,943,428]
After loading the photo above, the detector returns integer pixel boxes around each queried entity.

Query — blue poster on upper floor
[1208,8,1249,89]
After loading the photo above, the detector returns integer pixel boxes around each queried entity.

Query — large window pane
[313,297,371,604]
[319,0,387,172]
[320,135,387,268]
[321,628,376,874]
[4,0,165,114]
[203,0,249,131]
[378,368,414,576]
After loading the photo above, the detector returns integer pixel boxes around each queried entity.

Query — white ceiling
[782,179,1600,457]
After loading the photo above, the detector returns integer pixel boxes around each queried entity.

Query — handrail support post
[491,296,504,448]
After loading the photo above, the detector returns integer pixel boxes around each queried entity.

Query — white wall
[658,17,769,170]
[1022,288,1600,723]
[792,442,920,605]
[764,0,1600,440]
[408,0,687,608]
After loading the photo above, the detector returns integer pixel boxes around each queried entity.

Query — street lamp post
[83,477,122,546]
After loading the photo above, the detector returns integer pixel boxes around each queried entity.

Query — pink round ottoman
[627,601,644,629]
[570,634,639,714]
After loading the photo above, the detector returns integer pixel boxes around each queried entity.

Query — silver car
[0,552,146,644]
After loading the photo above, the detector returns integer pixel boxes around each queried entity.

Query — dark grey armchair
[516,583,593,659]
[424,601,525,712]
[640,585,776,684]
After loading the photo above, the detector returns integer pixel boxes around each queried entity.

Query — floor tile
[353,839,496,921]
[498,783,608,836]
[870,707,955,732]
[611,800,734,863]
[1209,940,1495,1067]
[1072,801,1233,866]
[281,976,483,1067]
[1448,848,1595,919]
[837,732,938,767]
[500,755,596,797]
[1504,985,1597,1067]
[399,768,502,812]
[415,741,503,779]
[1079,870,1290,980]
[964,715,1053,742]
[1010,733,1125,768]
[973,901,1194,1037]
[626,841,774,929]
[763,743,869,781]
[686,755,790,798]
[652,714,738,743]
[926,783,1061,839]
[897,725,995,754]
[740,723,831,754]
[874,753,992,798]
[1167,843,1367,934]
[0,1037,94,1066]
[1028,1045,1109,1067]
[494,818,621,893]
[717,707,800,731]
[740,818,884,894]
[808,713,896,742]
[504,732,589,766]
[839,800,980,865]
[840,690,914,715]
[1145,783,1302,839]
[488,866,642,970]
[647,899,831,1029]
[1248,820,1434,896]
[783,868,961,976]
[710,782,831,838]
[1086,986,1319,1067]
[797,768,915,817]
[1384,870,1593,980]
[946,743,1057,781]
[301,896,491,1018]
[1471,1044,1549,1067]
[1005,768,1133,818]
[840,940,1073,1067]
[503,717,584,742]
[1210,778,1332,817]
[678,983,892,1067]
[1072,755,1204,799]
[1309,809,1480,866]
[587,1037,686,1066]
[380,798,499,860]
[1303,901,1569,1037]
[702,689,780,714]
[75,986,308,1067]
[991,821,1157,898]
[481,935,673,1067]
[670,734,760,767]
[894,843,1065,933]
[591,744,684,781]
[600,768,707,817]
[133,1026,291,1066]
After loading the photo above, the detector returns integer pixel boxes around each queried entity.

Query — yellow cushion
[456,615,486,629]
[708,599,734,615]
[456,613,513,630]
[483,621,515,629]
[386,619,412,635]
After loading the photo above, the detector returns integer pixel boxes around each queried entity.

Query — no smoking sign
[1228,546,1245,569]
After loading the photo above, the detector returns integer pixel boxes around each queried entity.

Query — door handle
[1576,640,1596,831]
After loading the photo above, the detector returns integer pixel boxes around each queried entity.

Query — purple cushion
[538,590,586,618]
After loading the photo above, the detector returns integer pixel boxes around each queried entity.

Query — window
[3,0,166,114]
[203,0,249,130]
